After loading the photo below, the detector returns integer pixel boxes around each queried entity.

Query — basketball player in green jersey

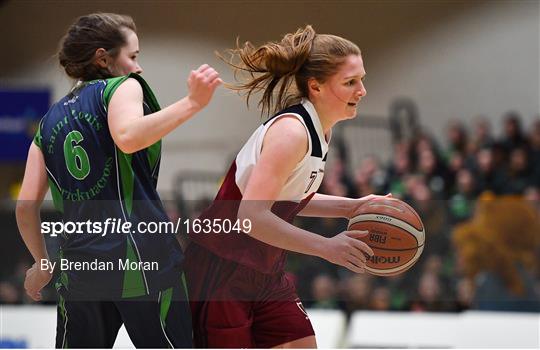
[16,13,221,347]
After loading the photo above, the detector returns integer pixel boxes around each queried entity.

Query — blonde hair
[221,25,361,116]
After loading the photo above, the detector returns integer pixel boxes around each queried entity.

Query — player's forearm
[15,202,49,262]
[238,203,327,258]
[116,96,200,154]
[298,193,355,218]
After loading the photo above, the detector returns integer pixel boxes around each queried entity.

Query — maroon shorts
[184,243,314,348]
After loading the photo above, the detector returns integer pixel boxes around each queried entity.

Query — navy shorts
[55,276,192,348]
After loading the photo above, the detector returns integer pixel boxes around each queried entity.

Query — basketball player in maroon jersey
[185,25,390,348]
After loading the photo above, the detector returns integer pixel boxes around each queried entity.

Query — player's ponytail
[221,25,361,116]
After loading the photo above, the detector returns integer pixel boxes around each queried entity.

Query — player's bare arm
[15,143,52,300]
[238,116,373,273]
[298,192,393,218]
[108,64,221,154]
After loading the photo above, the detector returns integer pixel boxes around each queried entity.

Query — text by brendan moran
[40,259,158,273]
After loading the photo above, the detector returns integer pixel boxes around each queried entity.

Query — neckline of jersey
[301,98,332,146]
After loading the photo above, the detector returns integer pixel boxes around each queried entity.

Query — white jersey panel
[234,99,329,201]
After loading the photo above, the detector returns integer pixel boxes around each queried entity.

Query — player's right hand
[322,230,374,273]
[187,64,222,110]
[24,262,52,301]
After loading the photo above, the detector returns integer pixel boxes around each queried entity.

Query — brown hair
[58,13,136,81]
[221,25,361,116]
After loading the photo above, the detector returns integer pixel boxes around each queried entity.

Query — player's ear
[308,77,321,96]
[94,48,111,69]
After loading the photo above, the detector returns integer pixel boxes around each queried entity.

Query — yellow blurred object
[9,181,22,200]
[453,194,540,295]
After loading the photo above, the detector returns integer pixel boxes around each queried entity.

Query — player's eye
[346,80,356,86]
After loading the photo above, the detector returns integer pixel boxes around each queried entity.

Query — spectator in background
[444,120,468,161]
[0,281,20,304]
[491,141,508,171]
[524,186,540,211]
[469,115,494,153]
[369,286,392,311]
[409,177,450,257]
[342,274,373,317]
[384,142,412,199]
[501,111,529,153]
[310,274,342,309]
[500,146,534,194]
[413,130,440,156]
[462,116,493,173]
[354,155,385,197]
[449,168,477,223]
[320,157,355,197]
[473,148,504,194]
[410,271,453,312]
[453,277,475,312]
[422,255,446,278]
[403,174,426,200]
[422,255,454,297]
[385,274,414,311]
[447,151,465,193]
[417,149,448,198]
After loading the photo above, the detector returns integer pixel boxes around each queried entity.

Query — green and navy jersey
[34,73,183,299]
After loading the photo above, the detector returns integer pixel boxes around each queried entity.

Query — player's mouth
[347,101,358,107]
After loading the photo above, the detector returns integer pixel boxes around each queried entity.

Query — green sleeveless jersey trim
[103,73,162,217]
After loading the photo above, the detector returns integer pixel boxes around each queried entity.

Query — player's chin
[344,108,358,120]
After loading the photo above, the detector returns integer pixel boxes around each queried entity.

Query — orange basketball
[348,197,425,276]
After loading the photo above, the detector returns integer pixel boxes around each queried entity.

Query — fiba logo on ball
[348,198,425,276]
[369,232,387,244]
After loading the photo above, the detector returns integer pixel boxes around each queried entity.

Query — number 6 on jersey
[63,130,90,180]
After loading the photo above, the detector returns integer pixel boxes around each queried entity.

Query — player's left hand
[347,193,393,219]
[24,262,52,301]
[187,64,222,111]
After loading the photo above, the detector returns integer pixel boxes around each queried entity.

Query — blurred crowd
[2,111,539,313]
[290,111,540,314]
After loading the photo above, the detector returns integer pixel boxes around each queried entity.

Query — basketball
[348,198,425,276]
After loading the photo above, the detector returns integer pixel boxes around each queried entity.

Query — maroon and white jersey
[191,99,329,273]
[235,99,330,200]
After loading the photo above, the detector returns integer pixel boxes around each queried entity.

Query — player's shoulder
[115,77,145,101]
[267,114,308,140]
[268,113,306,135]
[115,76,143,91]
[263,114,309,160]
[103,75,143,108]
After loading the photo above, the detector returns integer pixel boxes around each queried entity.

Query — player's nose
[358,82,367,97]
